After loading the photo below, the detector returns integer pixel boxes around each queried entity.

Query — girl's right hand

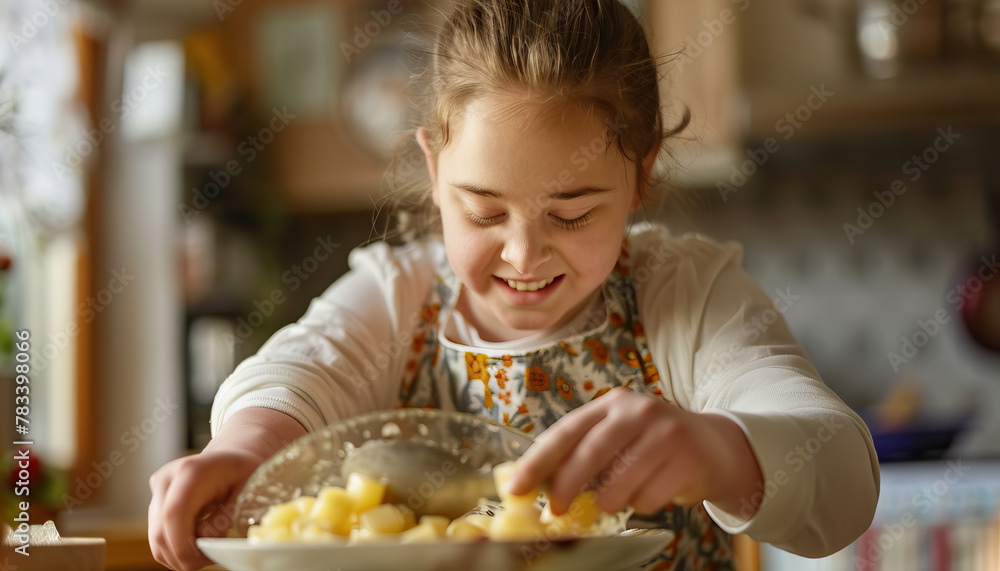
[147,407,308,571]
[148,448,263,571]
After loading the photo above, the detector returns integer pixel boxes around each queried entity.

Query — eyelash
[463,209,593,230]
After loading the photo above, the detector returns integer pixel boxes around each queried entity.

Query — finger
[161,466,230,570]
[148,470,179,570]
[506,400,610,495]
[545,414,647,515]
[196,490,239,538]
[590,428,671,514]
[628,454,688,515]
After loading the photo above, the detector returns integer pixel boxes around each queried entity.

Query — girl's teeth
[505,278,554,292]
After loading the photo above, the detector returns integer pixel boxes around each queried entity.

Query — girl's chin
[489,308,571,337]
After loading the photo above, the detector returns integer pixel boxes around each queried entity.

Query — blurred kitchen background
[0,0,999,569]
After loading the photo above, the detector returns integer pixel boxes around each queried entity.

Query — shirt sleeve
[633,225,880,558]
[210,240,438,436]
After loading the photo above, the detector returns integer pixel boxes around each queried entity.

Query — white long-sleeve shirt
[211,224,880,557]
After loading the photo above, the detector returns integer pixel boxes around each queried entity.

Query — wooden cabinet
[646,0,745,188]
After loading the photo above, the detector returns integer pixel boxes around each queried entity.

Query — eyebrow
[451,183,612,200]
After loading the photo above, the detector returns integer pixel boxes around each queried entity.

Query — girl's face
[420,95,645,342]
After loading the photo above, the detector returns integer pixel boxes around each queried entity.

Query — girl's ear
[633,146,659,211]
[416,128,440,205]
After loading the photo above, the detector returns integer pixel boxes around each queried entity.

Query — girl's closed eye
[550,210,593,231]
[464,207,506,227]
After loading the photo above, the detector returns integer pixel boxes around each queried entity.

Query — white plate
[198,529,672,571]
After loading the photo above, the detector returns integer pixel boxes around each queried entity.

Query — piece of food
[346,472,387,513]
[359,503,415,534]
[491,461,539,505]
[400,516,451,543]
[310,486,355,535]
[488,502,546,540]
[541,489,601,535]
[246,464,626,544]
[444,515,489,539]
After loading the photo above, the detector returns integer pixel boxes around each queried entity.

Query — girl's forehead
[468,93,603,131]
[438,94,635,191]
[443,94,622,159]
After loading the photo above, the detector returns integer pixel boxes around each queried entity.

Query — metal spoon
[341,440,497,519]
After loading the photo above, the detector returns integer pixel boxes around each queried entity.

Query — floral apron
[394,241,735,570]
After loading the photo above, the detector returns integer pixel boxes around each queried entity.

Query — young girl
[149,1,879,569]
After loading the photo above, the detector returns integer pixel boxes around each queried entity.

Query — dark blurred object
[798,0,1000,77]
[958,172,1000,353]
[863,379,969,462]
[945,0,1000,59]
[863,413,970,461]
[857,0,943,78]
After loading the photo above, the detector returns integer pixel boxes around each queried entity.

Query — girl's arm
[211,240,438,434]
[640,231,879,557]
[508,229,878,558]
[149,240,436,570]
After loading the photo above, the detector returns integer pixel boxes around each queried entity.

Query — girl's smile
[494,274,564,304]
[420,94,642,342]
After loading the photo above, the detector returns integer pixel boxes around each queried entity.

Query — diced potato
[310,487,355,535]
[291,496,316,515]
[492,462,538,505]
[463,513,493,531]
[248,523,292,542]
[358,503,415,535]
[349,527,369,543]
[445,518,489,540]
[259,501,301,530]
[400,521,445,543]
[488,503,545,541]
[349,527,400,543]
[294,521,344,542]
[542,490,601,534]
[249,467,612,545]
[346,472,387,513]
[417,515,451,536]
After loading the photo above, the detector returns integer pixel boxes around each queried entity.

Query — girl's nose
[500,225,552,275]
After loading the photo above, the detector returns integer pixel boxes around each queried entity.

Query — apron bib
[394,241,736,570]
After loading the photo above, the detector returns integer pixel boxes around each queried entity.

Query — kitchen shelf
[745,67,1000,141]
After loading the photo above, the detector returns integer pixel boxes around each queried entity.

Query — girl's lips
[493,275,564,305]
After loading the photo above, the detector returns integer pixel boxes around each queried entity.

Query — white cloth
[211,223,879,557]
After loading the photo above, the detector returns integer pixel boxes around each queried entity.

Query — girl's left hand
[505,387,763,518]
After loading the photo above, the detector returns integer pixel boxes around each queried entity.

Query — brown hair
[381,0,689,242]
